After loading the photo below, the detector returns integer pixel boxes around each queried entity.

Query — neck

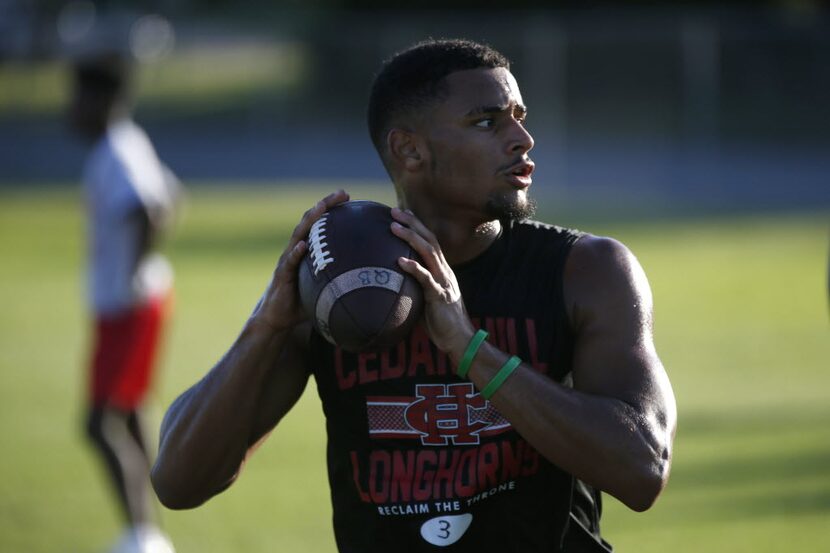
[399,193,501,266]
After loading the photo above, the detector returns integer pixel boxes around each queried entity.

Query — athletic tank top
[309,220,610,552]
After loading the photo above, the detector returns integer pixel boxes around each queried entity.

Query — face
[68,83,111,141]
[415,67,536,221]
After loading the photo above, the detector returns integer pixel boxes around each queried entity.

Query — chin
[485,190,536,221]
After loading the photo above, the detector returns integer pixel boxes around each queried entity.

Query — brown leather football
[298,200,424,353]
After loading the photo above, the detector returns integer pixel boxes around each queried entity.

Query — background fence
[1,3,828,212]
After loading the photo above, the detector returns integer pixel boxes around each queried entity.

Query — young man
[71,52,179,553]
[152,39,676,552]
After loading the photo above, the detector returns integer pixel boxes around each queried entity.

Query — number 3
[438,519,451,540]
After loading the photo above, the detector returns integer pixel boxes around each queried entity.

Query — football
[298,200,424,353]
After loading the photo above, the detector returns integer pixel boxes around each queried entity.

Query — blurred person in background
[69,51,180,553]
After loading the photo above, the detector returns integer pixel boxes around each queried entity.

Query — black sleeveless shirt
[308,220,610,552]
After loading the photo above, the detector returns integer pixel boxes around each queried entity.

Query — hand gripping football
[298,200,424,353]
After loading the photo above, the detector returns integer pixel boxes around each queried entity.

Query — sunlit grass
[1,185,827,552]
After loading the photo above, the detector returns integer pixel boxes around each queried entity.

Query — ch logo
[404,383,490,446]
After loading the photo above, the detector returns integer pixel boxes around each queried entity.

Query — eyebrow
[465,103,528,118]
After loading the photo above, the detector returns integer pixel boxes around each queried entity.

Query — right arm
[151,190,349,509]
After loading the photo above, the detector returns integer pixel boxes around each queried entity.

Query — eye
[474,118,495,129]
[514,107,528,126]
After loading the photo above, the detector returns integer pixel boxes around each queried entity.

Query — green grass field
[1,185,828,552]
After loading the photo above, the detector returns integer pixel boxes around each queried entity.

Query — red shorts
[89,294,171,410]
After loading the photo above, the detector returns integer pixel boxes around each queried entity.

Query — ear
[387,128,425,173]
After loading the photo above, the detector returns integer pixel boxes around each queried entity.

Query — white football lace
[308,214,334,275]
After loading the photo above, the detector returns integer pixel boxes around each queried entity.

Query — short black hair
[73,52,132,99]
[367,38,510,159]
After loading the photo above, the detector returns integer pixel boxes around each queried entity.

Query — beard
[485,190,536,222]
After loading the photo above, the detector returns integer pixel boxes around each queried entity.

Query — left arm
[121,204,154,287]
[130,205,154,261]
[392,211,676,511]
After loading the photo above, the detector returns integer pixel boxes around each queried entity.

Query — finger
[391,207,439,246]
[279,189,349,271]
[322,189,350,208]
[284,239,308,273]
[391,221,443,274]
[390,208,449,274]
[275,239,307,280]
[288,190,350,247]
[397,256,443,301]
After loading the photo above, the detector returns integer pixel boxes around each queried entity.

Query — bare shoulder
[566,234,641,281]
[564,234,653,332]
[563,234,674,438]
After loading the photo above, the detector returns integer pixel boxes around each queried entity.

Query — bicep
[246,323,313,449]
[565,236,675,418]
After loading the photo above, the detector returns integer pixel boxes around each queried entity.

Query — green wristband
[456,330,488,378]
[481,356,522,399]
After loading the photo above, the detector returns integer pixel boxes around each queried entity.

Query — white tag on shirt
[420,513,473,547]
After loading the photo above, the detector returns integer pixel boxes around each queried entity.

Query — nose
[507,119,534,154]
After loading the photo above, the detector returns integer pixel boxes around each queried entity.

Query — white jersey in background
[84,118,179,315]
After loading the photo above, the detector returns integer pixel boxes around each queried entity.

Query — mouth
[502,159,535,188]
